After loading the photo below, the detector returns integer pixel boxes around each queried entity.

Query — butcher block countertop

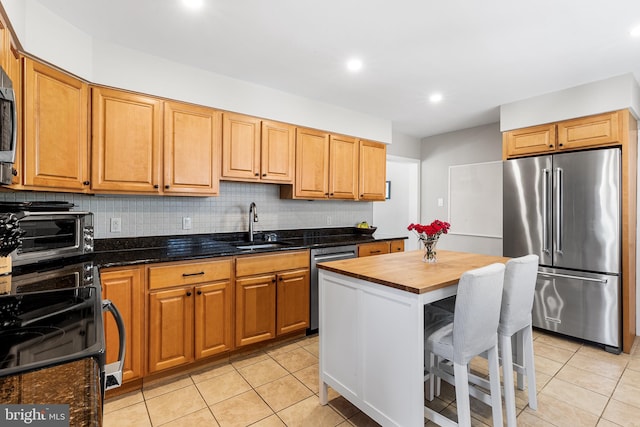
[317,249,509,294]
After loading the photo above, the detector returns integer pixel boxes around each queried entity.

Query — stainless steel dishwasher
[309,245,358,333]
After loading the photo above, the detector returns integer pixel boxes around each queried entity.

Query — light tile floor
[104,331,640,426]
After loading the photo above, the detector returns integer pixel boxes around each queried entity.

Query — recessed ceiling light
[631,24,640,37]
[182,0,204,10]
[346,58,363,73]
[429,93,443,103]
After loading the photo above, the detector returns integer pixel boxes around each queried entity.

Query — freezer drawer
[532,267,620,349]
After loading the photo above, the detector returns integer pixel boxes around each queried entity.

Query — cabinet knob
[255,173,260,177]
[197,290,202,295]
[272,278,276,283]
[262,173,267,177]
[558,143,563,147]
[329,193,334,196]
[279,276,283,281]
[154,184,159,189]
[186,291,192,297]
[83,180,90,186]
[165,185,170,189]
[549,145,553,148]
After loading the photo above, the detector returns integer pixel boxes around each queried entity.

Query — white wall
[421,123,503,256]
[2,0,392,143]
[500,73,640,130]
[373,156,420,250]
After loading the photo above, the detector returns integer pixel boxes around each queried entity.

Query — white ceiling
[35,0,640,138]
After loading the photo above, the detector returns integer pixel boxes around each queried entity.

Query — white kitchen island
[318,250,508,427]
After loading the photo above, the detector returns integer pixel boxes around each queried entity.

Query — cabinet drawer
[358,242,390,257]
[148,258,232,290]
[389,239,405,253]
[236,250,309,277]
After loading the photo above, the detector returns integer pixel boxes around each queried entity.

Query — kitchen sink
[235,242,292,251]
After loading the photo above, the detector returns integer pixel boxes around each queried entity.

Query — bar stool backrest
[499,255,539,337]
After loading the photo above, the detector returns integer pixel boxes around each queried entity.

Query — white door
[372,156,420,250]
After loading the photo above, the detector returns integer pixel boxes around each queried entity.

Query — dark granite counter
[94,227,407,268]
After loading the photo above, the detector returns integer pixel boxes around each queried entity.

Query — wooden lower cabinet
[277,269,310,335]
[358,241,391,257]
[148,287,194,373]
[235,274,277,347]
[389,239,405,253]
[235,250,310,347]
[100,266,144,383]
[147,258,234,373]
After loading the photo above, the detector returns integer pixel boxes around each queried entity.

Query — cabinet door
[91,86,162,193]
[221,112,261,181]
[261,120,295,183]
[235,274,276,347]
[276,269,310,335]
[23,59,89,191]
[358,140,387,201]
[557,111,620,150]
[329,135,358,199]
[148,287,194,373]
[503,124,556,158]
[389,239,405,253]
[358,242,390,257]
[164,101,221,195]
[100,266,144,382]
[295,127,329,198]
[195,280,234,358]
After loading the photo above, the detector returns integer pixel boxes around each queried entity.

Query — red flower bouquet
[407,220,450,262]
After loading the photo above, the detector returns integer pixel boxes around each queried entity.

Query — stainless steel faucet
[248,202,258,242]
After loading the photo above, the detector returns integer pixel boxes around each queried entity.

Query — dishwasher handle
[314,251,357,262]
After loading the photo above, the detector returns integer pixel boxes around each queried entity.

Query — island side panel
[319,269,426,426]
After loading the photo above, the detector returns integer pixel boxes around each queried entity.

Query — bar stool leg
[523,325,537,410]
[487,344,504,427]
[453,362,472,426]
[500,333,517,427]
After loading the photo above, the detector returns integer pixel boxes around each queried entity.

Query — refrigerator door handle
[555,167,563,254]
[538,271,608,284]
[543,168,551,254]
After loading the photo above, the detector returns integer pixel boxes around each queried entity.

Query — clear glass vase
[421,237,438,263]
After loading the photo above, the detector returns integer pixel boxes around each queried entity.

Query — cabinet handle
[165,185,170,189]
[186,291,192,296]
[83,180,90,186]
[182,272,205,277]
[197,290,202,295]
[153,184,159,189]
[371,250,381,254]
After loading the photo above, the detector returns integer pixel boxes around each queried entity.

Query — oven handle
[102,299,126,390]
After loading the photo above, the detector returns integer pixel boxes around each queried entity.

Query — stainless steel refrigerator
[503,147,621,352]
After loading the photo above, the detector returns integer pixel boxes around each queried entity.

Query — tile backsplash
[0,182,373,238]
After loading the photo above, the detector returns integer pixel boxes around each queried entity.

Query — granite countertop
[94,227,407,268]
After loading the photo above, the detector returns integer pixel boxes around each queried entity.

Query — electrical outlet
[182,217,192,230]
[437,197,444,207]
[110,217,122,233]
[326,216,332,225]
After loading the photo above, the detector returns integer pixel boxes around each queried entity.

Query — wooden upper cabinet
[293,127,330,199]
[329,135,358,199]
[221,113,295,183]
[504,111,624,159]
[557,111,620,150]
[358,140,387,201]
[164,101,221,195]
[221,112,261,181]
[91,86,162,193]
[503,124,556,159]
[23,58,89,191]
[260,120,295,183]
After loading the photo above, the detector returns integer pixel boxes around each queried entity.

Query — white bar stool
[424,263,505,427]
